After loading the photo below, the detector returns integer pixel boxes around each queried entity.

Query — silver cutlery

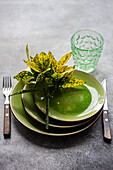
[102,79,112,142]
[2,77,12,137]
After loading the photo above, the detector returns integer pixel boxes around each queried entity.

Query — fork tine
[8,77,10,88]
[4,77,7,88]
[5,77,8,88]
[10,77,12,88]
[3,77,5,88]
[3,76,12,89]
[3,77,8,88]
[7,77,9,88]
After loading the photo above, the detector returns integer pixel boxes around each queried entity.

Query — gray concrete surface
[0,0,113,170]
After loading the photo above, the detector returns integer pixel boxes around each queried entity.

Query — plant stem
[42,84,50,130]
[45,94,49,129]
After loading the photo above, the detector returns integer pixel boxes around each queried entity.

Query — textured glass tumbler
[71,30,104,73]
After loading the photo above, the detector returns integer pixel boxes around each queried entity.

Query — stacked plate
[10,70,105,136]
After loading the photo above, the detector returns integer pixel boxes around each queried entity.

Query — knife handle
[4,104,11,138]
[102,110,112,141]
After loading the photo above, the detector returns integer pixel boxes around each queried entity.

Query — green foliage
[14,46,85,89]
[13,71,33,81]
[11,88,39,96]
[62,78,85,88]
[26,44,30,61]
[13,45,86,129]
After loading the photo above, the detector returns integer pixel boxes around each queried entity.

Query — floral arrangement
[12,45,85,129]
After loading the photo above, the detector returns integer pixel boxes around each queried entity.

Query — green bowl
[34,70,105,122]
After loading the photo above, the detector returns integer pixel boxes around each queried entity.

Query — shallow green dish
[10,78,102,136]
[34,70,105,122]
[22,83,99,128]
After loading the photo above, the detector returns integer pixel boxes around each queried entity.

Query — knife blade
[102,79,112,141]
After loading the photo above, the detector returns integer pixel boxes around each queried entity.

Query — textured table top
[0,0,113,170]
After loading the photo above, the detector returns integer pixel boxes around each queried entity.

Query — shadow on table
[12,115,99,149]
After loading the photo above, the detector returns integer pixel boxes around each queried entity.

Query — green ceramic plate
[22,83,100,128]
[10,79,102,136]
[34,70,105,122]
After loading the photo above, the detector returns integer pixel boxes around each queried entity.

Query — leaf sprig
[12,44,85,129]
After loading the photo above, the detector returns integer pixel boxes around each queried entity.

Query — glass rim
[71,29,104,52]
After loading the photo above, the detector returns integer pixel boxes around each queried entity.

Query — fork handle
[4,104,11,137]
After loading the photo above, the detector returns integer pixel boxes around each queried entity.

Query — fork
[2,77,12,137]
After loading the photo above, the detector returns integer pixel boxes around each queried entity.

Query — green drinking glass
[71,30,104,73]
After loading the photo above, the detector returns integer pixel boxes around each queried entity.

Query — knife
[102,79,112,141]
